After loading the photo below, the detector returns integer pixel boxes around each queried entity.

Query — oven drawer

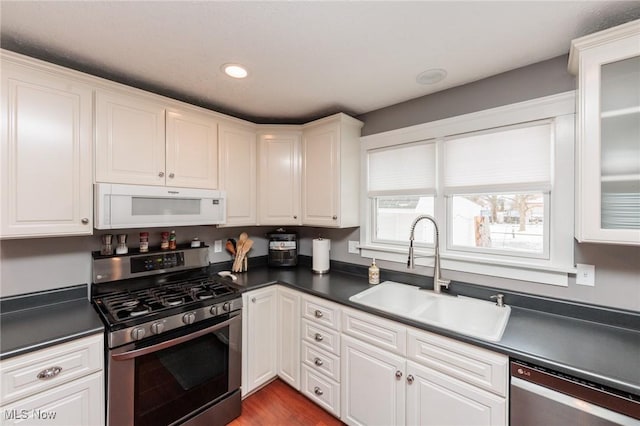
[301,295,341,331]
[302,319,340,356]
[301,365,340,418]
[301,341,340,382]
[0,334,103,405]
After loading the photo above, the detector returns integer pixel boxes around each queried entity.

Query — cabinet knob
[169,173,175,178]
[37,366,62,380]
[81,218,89,224]
[158,171,165,177]
[314,309,323,318]
[407,375,414,385]
[332,215,337,220]
[314,333,323,342]
[251,297,256,303]
[314,358,324,366]
[395,370,403,380]
[293,215,297,219]
[313,386,324,396]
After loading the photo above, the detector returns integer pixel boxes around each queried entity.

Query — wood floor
[228,379,344,426]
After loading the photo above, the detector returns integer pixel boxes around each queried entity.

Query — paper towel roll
[312,238,330,273]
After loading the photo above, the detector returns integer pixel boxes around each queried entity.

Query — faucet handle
[490,294,505,307]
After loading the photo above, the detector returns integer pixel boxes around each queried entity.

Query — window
[360,92,576,286]
[443,122,552,259]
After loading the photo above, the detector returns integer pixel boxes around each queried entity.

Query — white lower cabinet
[341,307,508,426]
[406,361,506,426]
[0,334,104,426]
[341,335,405,426]
[242,287,278,397]
[277,286,301,390]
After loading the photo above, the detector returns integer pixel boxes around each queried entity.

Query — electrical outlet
[214,240,223,253]
[576,264,595,286]
[348,240,360,254]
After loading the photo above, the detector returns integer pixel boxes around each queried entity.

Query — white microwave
[94,183,226,229]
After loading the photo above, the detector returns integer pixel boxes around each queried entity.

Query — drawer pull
[407,375,414,385]
[395,370,403,380]
[314,358,324,366]
[314,386,324,396]
[314,333,324,342]
[37,366,62,380]
[314,310,323,318]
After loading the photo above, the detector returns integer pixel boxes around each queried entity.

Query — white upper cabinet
[219,122,257,226]
[257,129,302,225]
[302,114,363,227]
[166,108,219,189]
[1,55,93,238]
[96,91,219,189]
[95,89,166,186]
[569,20,640,245]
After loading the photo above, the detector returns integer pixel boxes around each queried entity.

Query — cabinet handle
[395,370,403,380]
[314,310,323,318]
[251,297,256,303]
[407,375,414,385]
[81,218,89,225]
[37,366,62,380]
[158,171,165,177]
[169,173,175,178]
[314,358,324,366]
[293,215,297,219]
[313,386,324,396]
[314,333,323,342]
[332,215,337,220]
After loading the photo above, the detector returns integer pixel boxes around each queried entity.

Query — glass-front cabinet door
[570,20,640,245]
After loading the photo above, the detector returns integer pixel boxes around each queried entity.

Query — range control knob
[210,305,218,316]
[182,313,196,325]
[222,302,231,312]
[131,327,146,341]
[150,322,165,335]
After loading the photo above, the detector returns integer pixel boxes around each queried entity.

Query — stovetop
[93,276,240,327]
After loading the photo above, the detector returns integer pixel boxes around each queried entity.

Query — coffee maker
[267,229,298,267]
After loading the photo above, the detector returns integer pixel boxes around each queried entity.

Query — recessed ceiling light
[416,68,447,85]
[222,63,248,79]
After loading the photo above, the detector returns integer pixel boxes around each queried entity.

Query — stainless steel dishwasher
[510,361,640,425]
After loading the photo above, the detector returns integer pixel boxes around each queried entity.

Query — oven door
[107,312,241,426]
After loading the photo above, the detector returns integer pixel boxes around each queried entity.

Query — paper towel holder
[312,237,331,274]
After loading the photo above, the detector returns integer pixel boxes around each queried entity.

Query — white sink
[349,281,510,342]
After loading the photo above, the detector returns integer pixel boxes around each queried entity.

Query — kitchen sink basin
[349,281,510,342]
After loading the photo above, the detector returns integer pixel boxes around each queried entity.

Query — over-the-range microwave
[94,183,226,229]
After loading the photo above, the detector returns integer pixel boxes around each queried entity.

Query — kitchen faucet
[407,215,450,293]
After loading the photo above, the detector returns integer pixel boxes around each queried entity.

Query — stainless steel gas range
[91,246,242,426]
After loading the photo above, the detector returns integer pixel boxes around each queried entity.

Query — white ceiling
[1,1,639,123]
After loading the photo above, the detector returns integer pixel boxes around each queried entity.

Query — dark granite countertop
[225,263,640,397]
[0,285,104,360]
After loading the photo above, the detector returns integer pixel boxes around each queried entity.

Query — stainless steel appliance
[267,229,297,267]
[91,246,242,426]
[510,360,640,425]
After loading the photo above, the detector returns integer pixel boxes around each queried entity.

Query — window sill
[359,243,576,287]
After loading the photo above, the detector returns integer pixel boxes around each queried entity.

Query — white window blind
[368,142,436,196]
[443,122,552,194]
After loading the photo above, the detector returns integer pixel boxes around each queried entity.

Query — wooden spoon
[234,233,249,271]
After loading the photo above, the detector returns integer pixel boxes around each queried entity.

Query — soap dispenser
[368,258,380,285]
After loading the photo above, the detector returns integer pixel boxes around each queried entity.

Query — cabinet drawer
[301,341,340,382]
[407,329,507,396]
[301,320,340,356]
[302,295,341,331]
[0,334,103,405]
[301,365,340,418]
[342,307,407,356]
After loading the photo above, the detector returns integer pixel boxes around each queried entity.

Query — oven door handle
[112,313,240,361]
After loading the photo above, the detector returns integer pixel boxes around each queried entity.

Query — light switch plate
[576,264,595,286]
[348,240,360,254]
[214,240,223,253]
